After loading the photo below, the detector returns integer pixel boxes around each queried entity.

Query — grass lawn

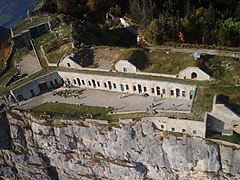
[33,32,57,68]
[110,112,145,121]
[0,50,20,88]
[32,102,111,120]
[118,48,197,74]
[145,50,197,74]
[207,131,240,144]
[46,51,64,64]
[46,42,72,64]
[31,102,146,121]
[13,15,51,35]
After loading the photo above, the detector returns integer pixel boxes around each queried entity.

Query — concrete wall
[11,72,63,102]
[206,113,225,133]
[29,23,50,38]
[58,70,196,100]
[12,22,51,53]
[206,95,240,135]
[59,56,82,69]
[115,60,137,73]
[178,67,210,81]
[144,117,206,138]
[12,30,32,53]
[11,70,197,102]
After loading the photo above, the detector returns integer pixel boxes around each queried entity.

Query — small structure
[145,117,206,138]
[178,67,210,81]
[206,95,240,136]
[11,72,63,102]
[11,70,197,102]
[59,54,82,69]
[115,60,138,73]
[193,51,201,60]
[11,30,33,53]
[11,22,51,53]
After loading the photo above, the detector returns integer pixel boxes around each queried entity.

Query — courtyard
[18,54,42,75]
[17,88,192,113]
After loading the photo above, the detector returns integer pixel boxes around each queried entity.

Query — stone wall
[115,60,137,73]
[59,56,82,69]
[58,70,196,100]
[11,71,62,102]
[206,95,240,135]
[178,67,210,80]
[1,110,239,179]
[12,30,32,53]
[144,116,206,138]
[11,70,196,102]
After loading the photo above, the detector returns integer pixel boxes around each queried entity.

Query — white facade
[207,103,240,135]
[115,60,137,73]
[11,69,197,102]
[58,70,196,100]
[178,67,210,81]
[11,72,63,102]
[145,117,206,138]
[59,55,82,69]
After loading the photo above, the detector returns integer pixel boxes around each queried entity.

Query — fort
[11,70,196,102]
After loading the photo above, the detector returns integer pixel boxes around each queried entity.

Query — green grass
[207,131,240,144]
[110,112,145,121]
[33,32,57,67]
[145,50,197,74]
[11,67,58,88]
[32,102,111,120]
[45,42,72,64]
[118,48,197,74]
[46,51,64,64]
[31,102,146,121]
[0,50,20,94]
[13,15,51,35]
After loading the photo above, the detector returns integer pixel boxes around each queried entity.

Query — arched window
[156,86,161,95]
[191,72,197,79]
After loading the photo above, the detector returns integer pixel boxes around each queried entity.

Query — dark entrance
[30,89,35,97]
[191,72,197,79]
[17,94,24,101]
[138,84,142,94]
[38,82,49,93]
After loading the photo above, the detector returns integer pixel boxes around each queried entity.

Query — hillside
[0,0,38,28]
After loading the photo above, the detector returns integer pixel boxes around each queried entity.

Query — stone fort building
[11,70,196,102]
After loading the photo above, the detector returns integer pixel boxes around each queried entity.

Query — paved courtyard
[19,54,42,75]
[17,88,193,113]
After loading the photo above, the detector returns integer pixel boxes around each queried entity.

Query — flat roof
[58,68,196,86]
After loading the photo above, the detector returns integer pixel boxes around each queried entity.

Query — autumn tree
[178,31,184,42]
[141,19,167,45]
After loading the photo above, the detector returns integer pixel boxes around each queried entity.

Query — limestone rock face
[0,110,240,179]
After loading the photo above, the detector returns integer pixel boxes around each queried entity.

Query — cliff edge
[0,110,239,179]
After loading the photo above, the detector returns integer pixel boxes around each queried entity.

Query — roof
[194,51,201,58]
[179,67,210,77]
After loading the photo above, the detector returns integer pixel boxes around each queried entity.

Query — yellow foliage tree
[178,31,185,42]
[87,0,97,12]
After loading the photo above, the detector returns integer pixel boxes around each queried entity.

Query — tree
[87,0,97,12]
[216,18,240,46]
[129,0,141,22]
[178,31,184,42]
[141,19,167,45]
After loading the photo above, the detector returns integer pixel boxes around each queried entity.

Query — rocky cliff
[0,110,239,179]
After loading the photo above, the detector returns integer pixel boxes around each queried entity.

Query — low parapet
[144,117,206,138]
